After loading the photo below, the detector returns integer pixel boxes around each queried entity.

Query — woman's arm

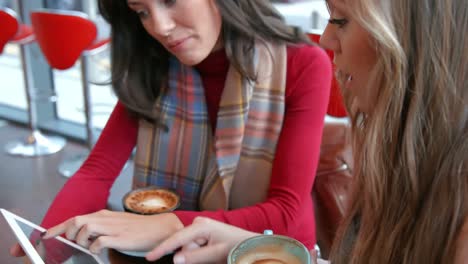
[174,46,332,248]
[40,102,138,228]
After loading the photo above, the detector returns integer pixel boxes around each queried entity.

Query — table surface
[6,249,173,264]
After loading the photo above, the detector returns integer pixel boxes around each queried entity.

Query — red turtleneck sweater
[41,45,332,249]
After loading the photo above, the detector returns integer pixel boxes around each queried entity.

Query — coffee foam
[124,189,179,215]
[140,197,168,208]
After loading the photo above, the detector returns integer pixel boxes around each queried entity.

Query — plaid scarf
[133,43,287,211]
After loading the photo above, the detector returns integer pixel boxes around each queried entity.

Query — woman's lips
[167,37,190,50]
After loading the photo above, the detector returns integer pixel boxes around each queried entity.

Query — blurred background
[0,0,328,142]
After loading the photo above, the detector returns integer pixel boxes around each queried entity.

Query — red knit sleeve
[174,45,332,248]
[41,102,138,228]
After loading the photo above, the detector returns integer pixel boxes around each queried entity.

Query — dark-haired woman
[11,0,332,256]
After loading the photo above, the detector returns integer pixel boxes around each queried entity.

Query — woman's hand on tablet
[42,209,184,254]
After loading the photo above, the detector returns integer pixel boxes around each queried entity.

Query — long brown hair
[97,0,310,120]
[331,0,468,263]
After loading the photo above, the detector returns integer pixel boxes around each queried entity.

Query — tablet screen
[2,209,103,264]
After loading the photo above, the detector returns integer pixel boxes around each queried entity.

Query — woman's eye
[135,9,149,19]
[163,0,176,6]
[328,18,348,28]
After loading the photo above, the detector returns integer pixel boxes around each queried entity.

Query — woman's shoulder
[284,43,332,88]
[454,217,468,263]
[285,44,332,84]
[283,43,332,100]
[286,43,331,68]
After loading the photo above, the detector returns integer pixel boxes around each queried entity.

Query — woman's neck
[195,48,229,76]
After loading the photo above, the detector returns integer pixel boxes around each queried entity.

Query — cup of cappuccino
[228,230,311,264]
[122,186,180,215]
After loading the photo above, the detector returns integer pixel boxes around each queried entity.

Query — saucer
[115,248,148,258]
[115,248,171,257]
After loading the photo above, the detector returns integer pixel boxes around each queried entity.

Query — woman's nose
[148,8,176,37]
[319,24,340,53]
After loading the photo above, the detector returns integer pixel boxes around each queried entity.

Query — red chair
[0,8,16,128]
[308,30,352,259]
[30,9,110,177]
[0,8,18,53]
[1,7,66,156]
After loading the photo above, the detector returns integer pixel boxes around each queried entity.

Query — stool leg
[81,55,95,150]
[58,56,93,177]
[5,44,66,156]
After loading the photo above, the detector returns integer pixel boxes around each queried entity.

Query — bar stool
[30,9,110,177]
[0,7,66,156]
[0,8,17,129]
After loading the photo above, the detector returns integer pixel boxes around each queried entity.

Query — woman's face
[127,0,223,66]
[320,0,378,113]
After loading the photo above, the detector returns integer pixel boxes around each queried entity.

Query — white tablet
[1,208,104,264]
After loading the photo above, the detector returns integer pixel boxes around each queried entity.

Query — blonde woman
[143,0,468,263]
[322,0,467,262]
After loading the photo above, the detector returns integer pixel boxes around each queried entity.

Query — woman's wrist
[165,213,185,232]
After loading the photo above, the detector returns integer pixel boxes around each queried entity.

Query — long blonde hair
[330,0,468,263]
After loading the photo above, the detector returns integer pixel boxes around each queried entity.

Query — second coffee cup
[228,230,311,264]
